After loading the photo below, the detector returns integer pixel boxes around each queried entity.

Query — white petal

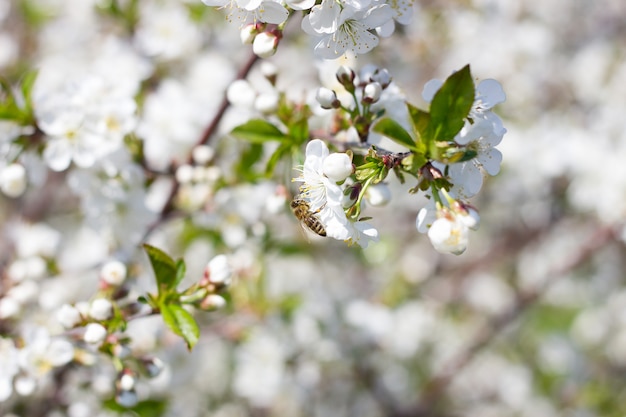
[362,4,394,29]
[308,0,340,34]
[477,79,506,108]
[422,79,443,103]
[477,148,502,176]
[258,1,289,24]
[376,19,395,38]
[43,139,72,171]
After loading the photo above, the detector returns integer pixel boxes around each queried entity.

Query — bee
[290,198,327,237]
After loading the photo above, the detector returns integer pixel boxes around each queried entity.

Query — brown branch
[142,52,260,241]
[405,223,619,417]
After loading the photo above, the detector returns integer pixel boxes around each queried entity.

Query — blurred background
[1,0,626,416]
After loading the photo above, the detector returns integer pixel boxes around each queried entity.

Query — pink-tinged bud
[316,87,340,109]
[252,32,279,58]
[100,261,127,286]
[200,294,227,311]
[117,370,136,391]
[203,255,232,287]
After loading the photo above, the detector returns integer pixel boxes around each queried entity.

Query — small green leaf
[264,143,291,177]
[429,65,475,142]
[231,119,287,143]
[161,303,200,350]
[143,244,177,294]
[372,118,417,151]
[174,259,186,288]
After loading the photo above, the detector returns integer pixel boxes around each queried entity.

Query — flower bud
[315,87,340,109]
[100,261,127,286]
[200,294,227,310]
[117,370,136,391]
[141,356,164,378]
[116,389,138,408]
[57,303,82,329]
[0,163,27,198]
[204,254,232,286]
[363,82,382,104]
[192,145,215,165]
[371,68,392,88]
[323,153,353,183]
[240,24,257,44]
[83,323,107,345]
[89,298,113,321]
[254,92,279,114]
[336,66,356,91]
[175,164,194,184]
[365,183,391,206]
[260,61,278,85]
[252,32,279,58]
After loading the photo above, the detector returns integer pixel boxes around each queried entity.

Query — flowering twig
[142,52,260,241]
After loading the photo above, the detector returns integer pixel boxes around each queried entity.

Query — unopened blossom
[252,32,279,58]
[322,152,353,183]
[205,254,232,286]
[89,298,113,321]
[316,87,340,109]
[56,304,82,329]
[100,260,127,286]
[0,163,27,197]
[365,183,392,206]
[84,323,107,345]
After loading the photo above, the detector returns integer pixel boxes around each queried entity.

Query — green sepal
[231,119,287,143]
[160,303,200,350]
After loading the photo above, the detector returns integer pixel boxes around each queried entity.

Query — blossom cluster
[203,0,414,58]
[291,64,506,254]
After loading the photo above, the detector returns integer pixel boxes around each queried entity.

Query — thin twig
[142,52,260,241]
[407,223,618,416]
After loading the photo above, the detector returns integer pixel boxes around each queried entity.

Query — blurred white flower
[0,163,27,197]
[0,338,19,401]
[89,298,113,321]
[83,323,107,345]
[100,260,127,286]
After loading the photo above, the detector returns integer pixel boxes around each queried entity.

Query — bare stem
[407,223,619,416]
[142,51,260,241]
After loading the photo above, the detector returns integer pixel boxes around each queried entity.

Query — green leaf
[143,244,178,294]
[406,103,430,143]
[231,119,287,143]
[236,143,264,181]
[103,397,167,416]
[287,115,309,145]
[161,303,200,350]
[174,259,186,288]
[264,143,291,177]
[428,65,475,142]
[372,117,417,151]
